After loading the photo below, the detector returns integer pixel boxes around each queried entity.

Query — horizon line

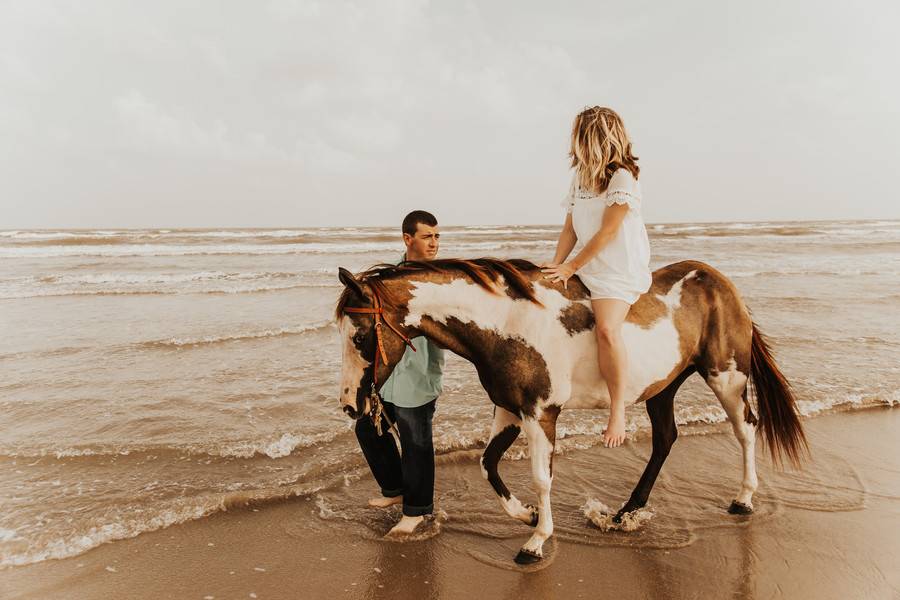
[2,216,898,232]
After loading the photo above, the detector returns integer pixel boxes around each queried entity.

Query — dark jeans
[355,399,436,517]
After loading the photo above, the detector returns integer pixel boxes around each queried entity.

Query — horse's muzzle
[342,394,370,420]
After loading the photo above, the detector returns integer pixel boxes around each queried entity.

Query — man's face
[403,223,440,261]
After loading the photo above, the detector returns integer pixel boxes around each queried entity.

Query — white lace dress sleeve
[605,168,641,210]
[560,174,577,214]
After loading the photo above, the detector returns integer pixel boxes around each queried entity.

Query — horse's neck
[402,276,533,362]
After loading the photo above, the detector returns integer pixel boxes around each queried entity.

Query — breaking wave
[140,321,335,349]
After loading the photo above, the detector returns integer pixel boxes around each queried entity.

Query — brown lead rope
[343,289,416,437]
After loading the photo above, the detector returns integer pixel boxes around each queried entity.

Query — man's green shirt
[378,254,445,408]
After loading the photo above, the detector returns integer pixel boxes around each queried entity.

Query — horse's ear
[338,267,366,298]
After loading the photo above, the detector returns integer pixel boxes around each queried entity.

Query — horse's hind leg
[707,369,757,514]
[615,368,694,522]
[480,407,537,526]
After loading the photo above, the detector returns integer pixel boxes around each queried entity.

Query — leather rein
[343,287,417,436]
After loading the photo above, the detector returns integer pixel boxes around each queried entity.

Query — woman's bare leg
[591,298,631,448]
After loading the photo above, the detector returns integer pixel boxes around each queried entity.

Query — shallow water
[1,220,898,566]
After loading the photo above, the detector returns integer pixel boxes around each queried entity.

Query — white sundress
[560,167,652,304]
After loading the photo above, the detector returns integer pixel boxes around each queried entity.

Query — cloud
[114,90,226,155]
[1,0,898,227]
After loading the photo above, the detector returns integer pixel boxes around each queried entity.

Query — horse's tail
[750,322,809,468]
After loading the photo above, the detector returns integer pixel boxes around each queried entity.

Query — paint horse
[335,258,807,564]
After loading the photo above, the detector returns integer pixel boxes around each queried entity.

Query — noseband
[343,286,416,435]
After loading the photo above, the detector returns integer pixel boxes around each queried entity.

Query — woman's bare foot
[386,515,425,536]
[368,495,402,508]
[602,413,627,448]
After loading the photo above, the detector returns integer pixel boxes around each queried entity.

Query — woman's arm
[568,203,628,270]
[542,204,629,285]
[550,214,577,264]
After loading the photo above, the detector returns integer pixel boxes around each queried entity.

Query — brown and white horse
[335,258,807,564]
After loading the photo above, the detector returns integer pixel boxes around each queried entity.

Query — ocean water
[1,221,898,567]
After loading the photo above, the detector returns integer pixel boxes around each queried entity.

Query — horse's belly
[566,384,611,409]
[557,333,611,409]
[553,317,683,410]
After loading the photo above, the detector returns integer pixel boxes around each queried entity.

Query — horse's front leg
[480,406,538,526]
[514,405,560,564]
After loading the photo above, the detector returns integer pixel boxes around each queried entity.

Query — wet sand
[2,408,898,600]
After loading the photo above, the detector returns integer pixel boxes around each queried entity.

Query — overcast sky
[2,1,898,228]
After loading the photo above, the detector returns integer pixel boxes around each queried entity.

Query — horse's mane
[335,258,542,318]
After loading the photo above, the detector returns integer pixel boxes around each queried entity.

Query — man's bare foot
[386,515,425,536]
[368,496,402,508]
[602,413,627,448]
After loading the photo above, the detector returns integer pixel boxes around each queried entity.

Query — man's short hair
[402,210,438,236]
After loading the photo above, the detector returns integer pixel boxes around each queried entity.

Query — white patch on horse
[500,495,535,524]
[521,417,555,555]
[706,356,747,398]
[403,274,690,410]
[338,316,368,410]
[658,269,696,311]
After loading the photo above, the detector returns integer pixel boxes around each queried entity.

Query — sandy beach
[3,407,897,600]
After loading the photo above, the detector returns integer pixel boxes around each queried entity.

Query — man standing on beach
[354,210,445,536]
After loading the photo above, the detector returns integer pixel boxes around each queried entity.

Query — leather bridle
[343,286,416,435]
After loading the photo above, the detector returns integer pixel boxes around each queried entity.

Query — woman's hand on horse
[542,262,577,288]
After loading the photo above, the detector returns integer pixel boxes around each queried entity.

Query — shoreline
[2,407,898,600]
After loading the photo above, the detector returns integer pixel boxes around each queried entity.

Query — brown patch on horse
[416,315,551,418]
[635,261,742,402]
[743,398,759,426]
[558,303,594,335]
[688,261,753,386]
[626,262,703,332]
[535,274,592,301]
[538,404,561,476]
[538,405,560,445]
[626,293,667,329]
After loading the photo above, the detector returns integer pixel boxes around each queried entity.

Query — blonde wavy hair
[569,106,640,195]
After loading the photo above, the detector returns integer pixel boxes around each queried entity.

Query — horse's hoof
[613,501,642,524]
[728,500,753,515]
[514,548,542,565]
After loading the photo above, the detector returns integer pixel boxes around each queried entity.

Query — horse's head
[336,267,415,420]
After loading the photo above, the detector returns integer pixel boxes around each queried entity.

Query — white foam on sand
[0,528,20,542]
[143,321,334,348]
[582,499,654,532]
[216,431,340,459]
[0,504,213,567]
